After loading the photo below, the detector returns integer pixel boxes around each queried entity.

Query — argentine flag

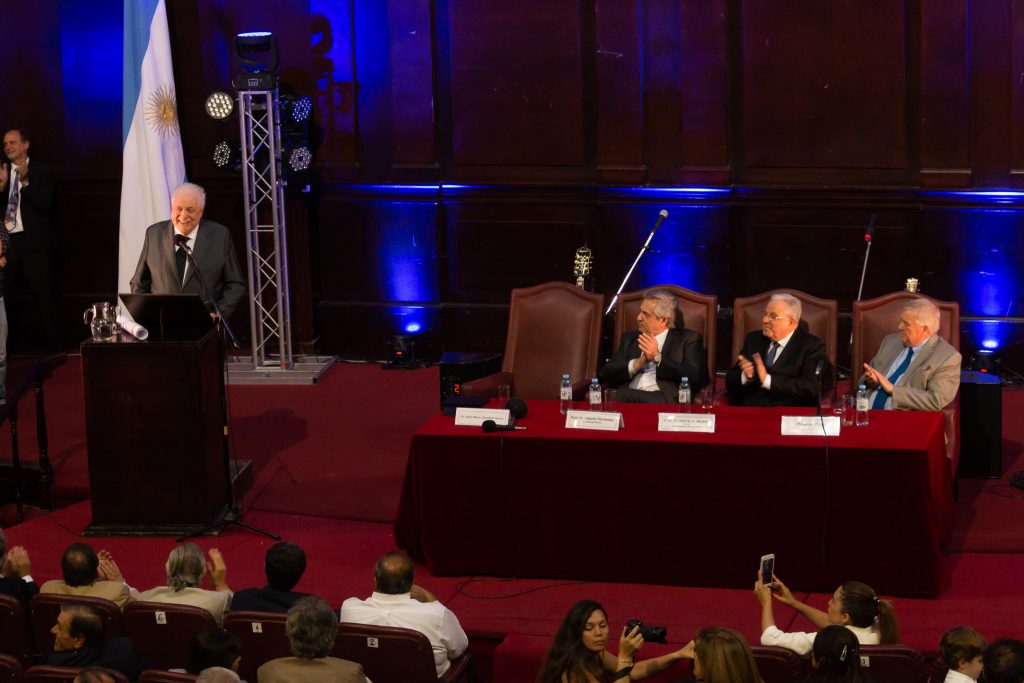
[119,0,185,293]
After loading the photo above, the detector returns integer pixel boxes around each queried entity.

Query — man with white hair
[726,292,831,407]
[860,298,961,411]
[130,182,246,320]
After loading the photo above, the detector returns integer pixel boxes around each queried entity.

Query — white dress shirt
[943,669,979,683]
[5,159,27,234]
[173,224,200,284]
[760,623,879,656]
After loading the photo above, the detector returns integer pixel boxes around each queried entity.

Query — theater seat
[334,623,470,683]
[0,594,34,668]
[123,602,217,671]
[24,666,128,683]
[613,285,718,393]
[858,644,927,683]
[223,611,290,683]
[751,645,804,683]
[138,671,198,682]
[0,654,21,683]
[460,282,604,400]
[29,594,124,659]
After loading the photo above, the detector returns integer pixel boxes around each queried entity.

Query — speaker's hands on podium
[207,547,230,592]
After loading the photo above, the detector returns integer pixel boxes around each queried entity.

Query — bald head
[374,552,414,594]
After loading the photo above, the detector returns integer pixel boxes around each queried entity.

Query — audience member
[686,626,763,683]
[257,596,367,683]
[188,628,242,675]
[726,292,831,407]
[984,638,1024,683]
[231,541,312,613]
[599,288,708,403]
[940,625,987,683]
[797,625,874,683]
[341,551,468,677]
[74,667,121,683]
[138,543,231,626]
[48,603,144,679]
[40,543,135,607]
[537,599,690,682]
[0,528,37,609]
[754,571,899,656]
[198,667,242,683]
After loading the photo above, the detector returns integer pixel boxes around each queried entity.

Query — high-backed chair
[852,292,961,473]
[0,654,21,683]
[25,666,128,683]
[334,623,470,683]
[613,285,718,392]
[730,289,838,399]
[0,595,34,668]
[751,646,804,682]
[223,611,290,683]
[858,644,927,683]
[138,671,198,682]
[460,282,604,400]
[29,594,124,658]
[123,602,217,671]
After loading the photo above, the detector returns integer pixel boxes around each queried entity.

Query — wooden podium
[82,315,230,534]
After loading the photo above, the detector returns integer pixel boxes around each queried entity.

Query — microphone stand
[604,210,668,316]
[848,214,877,351]
[176,242,279,542]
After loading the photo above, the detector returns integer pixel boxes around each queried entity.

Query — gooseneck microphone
[482,420,527,433]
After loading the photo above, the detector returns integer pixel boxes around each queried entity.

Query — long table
[395,402,952,598]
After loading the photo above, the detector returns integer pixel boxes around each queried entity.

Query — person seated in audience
[138,543,231,626]
[599,288,708,404]
[231,540,312,613]
[74,666,121,683]
[0,528,37,609]
[726,292,831,407]
[257,596,368,683]
[198,667,242,683]
[341,551,468,677]
[754,571,899,656]
[859,298,961,411]
[40,542,136,607]
[984,638,1024,683]
[940,625,987,682]
[187,628,242,675]
[537,599,691,682]
[797,625,874,683]
[48,603,144,679]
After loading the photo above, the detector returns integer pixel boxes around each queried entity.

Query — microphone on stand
[864,213,877,242]
[605,209,670,316]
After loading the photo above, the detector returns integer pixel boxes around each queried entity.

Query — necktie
[766,342,780,368]
[872,347,914,409]
[4,169,19,232]
[175,241,187,286]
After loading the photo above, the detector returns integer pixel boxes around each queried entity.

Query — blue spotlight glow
[405,322,422,333]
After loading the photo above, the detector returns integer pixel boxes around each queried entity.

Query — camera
[624,619,668,644]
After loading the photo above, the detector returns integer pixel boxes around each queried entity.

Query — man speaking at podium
[129,182,245,320]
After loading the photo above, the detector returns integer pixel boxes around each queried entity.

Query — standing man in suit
[726,292,830,407]
[860,298,961,411]
[130,182,245,320]
[600,289,707,403]
[2,128,62,352]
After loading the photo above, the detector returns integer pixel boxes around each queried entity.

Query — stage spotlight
[232,31,279,90]
[205,91,235,120]
[285,144,313,173]
[212,141,240,169]
[283,95,313,125]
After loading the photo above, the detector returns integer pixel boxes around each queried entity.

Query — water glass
[840,394,855,426]
[603,389,617,412]
[497,384,511,408]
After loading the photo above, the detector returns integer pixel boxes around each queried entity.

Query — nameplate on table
[454,407,511,427]
[565,410,623,431]
[658,413,716,433]
[780,415,840,436]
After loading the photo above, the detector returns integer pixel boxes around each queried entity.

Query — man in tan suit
[258,596,367,683]
[40,543,136,608]
[860,298,961,411]
[138,543,231,626]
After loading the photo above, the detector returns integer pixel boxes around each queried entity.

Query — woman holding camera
[754,571,899,656]
[537,599,690,682]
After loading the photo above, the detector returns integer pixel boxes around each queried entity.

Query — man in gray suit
[860,298,961,411]
[130,182,245,320]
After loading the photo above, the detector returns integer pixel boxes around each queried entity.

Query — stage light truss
[237,90,294,370]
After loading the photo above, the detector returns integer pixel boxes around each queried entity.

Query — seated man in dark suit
[48,603,144,679]
[600,289,707,403]
[0,529,38,609]
[231,541,313,613]
[726,292,830,407]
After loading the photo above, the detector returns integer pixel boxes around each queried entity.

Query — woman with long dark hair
[798,625,876,683]
[537,600,689,683]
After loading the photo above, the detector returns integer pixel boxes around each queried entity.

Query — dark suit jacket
[129,218,246,320]
[0,576,38,610]
[6,159,56,251]
[725,328,831,407]
[600,328,707,403]
[231,585,313,613]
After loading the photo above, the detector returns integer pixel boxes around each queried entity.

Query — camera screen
[761,556,774,584]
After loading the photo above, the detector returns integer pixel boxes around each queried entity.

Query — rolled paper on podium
[116,315,149,341]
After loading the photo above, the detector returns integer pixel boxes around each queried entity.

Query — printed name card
[780,415,840,436]
[658,413,716,433]
[454,407,511,427]
[565,409,624,431]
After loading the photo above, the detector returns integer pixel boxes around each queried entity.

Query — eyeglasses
[762,311,792,322]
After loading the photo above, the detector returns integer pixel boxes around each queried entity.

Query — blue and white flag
[119,0,185,294]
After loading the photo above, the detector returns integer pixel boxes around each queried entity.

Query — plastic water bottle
[678,377,692,413]
[856,384,870,426]
[559,373,572,414]
[588,378,602,411]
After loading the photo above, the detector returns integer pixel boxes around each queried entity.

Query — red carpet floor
[2,359,1024,678]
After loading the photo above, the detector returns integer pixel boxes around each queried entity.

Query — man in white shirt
[340,552,468,677]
